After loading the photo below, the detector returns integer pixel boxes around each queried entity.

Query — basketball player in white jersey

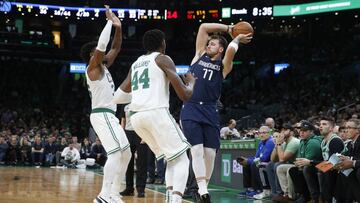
[80,6,131,203]
[112,29,196,203]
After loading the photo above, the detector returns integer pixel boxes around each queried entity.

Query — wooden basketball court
[0,167,192,203]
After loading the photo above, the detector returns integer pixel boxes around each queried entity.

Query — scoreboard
[3,2,179,20]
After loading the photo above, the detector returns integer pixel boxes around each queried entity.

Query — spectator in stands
[220,119,240,139]
[80,138,92,159]
[71,136,81,151]
[334,119,360,202]
[288,120,323,203]
[31,135,44,166]
[238,126,275,197]
[265,117,275,134]
[7,136,19,165]
[61,142,80,168]
[44,135,57,166]
[270,123,300,202]
[19,138,31,165]
[338,125,351,144]
[0,135,8,164]
[56,137,67,166]
[91,138,106,166]
[316,117,344,203]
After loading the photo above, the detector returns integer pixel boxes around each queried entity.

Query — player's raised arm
[192,23,232,65]
[156,54,196,102]
[222,33,252,78]
[104,12,122,68]
[85,5,113,81]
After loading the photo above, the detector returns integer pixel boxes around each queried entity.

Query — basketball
[231,21,254,38]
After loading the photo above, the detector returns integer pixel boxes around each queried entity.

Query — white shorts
[90,110,129,155]
[130,108,190,161]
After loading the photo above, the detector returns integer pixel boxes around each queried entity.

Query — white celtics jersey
[86,66,116,111]
[130,52,169,111]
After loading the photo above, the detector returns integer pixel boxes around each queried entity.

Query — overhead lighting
[292,16,296,19]
[271,17,274,20]
[282,20,285,23]
[355,15,358,18]
[335,12,338,15]
[315,17,319,20]
[219,19,222,22]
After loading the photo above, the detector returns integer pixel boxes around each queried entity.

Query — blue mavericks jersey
[181,54,223,126]
[188,54,223,103]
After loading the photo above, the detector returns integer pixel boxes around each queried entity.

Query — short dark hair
[80,41,97,63]
[143,29,165,52]
[208,34,228,49]
[320,116,335,127]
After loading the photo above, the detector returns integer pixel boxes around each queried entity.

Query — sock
[110,148,131,196]
[168,153,189,195]
[204,147,216,186]
[191,144,208,195]
[100,151,121,198]
[197,179,208,196]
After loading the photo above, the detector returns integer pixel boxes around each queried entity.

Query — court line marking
[144,187,193,203]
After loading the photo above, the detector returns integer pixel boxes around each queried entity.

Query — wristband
[228,42,239,52]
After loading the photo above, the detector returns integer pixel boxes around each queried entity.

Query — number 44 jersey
[130,52,170,112]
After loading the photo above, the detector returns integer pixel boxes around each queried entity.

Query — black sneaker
[137,191,145,198]
[192,192,202,203]
[120,188,134,196]
[201,193,212,203]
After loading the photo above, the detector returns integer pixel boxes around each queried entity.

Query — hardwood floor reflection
[0,167,173,203]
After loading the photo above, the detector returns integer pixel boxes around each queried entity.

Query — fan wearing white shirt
[220,119,240,139]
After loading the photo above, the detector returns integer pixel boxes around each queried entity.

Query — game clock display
[252,7,273,16]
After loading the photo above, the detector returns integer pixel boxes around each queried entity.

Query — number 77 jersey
[130,52,170,112]
[188,54,223,103]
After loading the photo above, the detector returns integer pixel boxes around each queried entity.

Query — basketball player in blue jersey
[180,23,252,202]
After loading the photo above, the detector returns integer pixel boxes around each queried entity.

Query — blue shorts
[181,120,220,149]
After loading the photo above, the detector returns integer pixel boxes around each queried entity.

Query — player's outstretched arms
[156,54,196,101]
[222,33,252,78]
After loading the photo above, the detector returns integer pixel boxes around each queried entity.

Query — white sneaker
[110,194,124,203]
[93,196,111,203]
[253,190,270,200]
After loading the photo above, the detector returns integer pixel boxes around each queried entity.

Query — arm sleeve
[96,20,113,52]
[112,88,132,104]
